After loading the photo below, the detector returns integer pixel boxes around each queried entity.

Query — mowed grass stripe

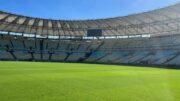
[0,61,180,101]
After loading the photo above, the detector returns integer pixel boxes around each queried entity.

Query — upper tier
[1,3,180,37]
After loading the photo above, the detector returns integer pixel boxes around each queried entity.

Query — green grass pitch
[0,61,180,101]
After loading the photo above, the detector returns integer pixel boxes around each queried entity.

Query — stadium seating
[0,34,180,66]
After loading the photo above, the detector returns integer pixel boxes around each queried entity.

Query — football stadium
[1,1,180,101]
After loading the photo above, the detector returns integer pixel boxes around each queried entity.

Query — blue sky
[0,0,180,20]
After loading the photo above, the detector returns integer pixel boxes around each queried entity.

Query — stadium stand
[1,3,180,66]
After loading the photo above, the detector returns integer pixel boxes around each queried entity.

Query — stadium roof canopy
[0,3,180,37]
